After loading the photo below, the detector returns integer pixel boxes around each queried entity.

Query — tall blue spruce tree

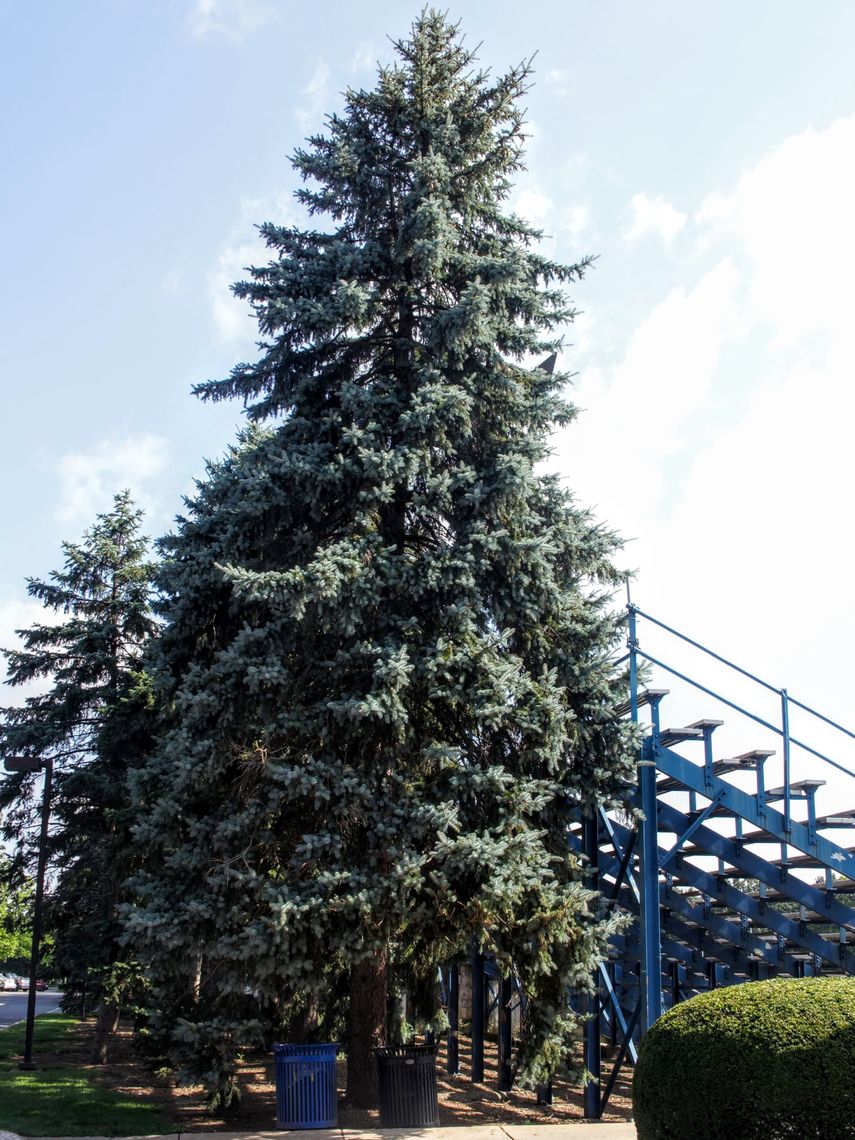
[126,11,634,1108]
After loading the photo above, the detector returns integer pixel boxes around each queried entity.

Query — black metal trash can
[273,1042,339,1129]
[374,1044,439,1128]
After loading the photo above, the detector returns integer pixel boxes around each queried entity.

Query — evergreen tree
[0,490,157,1060]
[0,853,32,966]
[126,11,634,1107]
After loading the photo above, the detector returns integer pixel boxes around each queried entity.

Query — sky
[2,0,855,810]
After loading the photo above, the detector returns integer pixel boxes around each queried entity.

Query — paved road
[0,989,62,1028]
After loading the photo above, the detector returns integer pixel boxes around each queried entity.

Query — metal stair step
[765,778,826,801]
[655,758,751,794]
[616,687,669,716]
[659,726,704,747]
[734,824,828,845]
[721,749,776,766]
[818,810,855,828]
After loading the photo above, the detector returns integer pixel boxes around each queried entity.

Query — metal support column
[470,946,485,1083]
[583,810,602,1118]
[447,964,460,1074]
[636,624,663,1030]
[584,985,602,1118]
[498,975,513,1091]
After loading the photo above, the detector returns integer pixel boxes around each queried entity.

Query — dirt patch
[44,1021,633,1131]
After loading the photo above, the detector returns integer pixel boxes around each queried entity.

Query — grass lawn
[0,1014,174,1137]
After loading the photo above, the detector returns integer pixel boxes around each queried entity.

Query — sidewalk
[179,1129,637,1140]
[2,1127,637,1140]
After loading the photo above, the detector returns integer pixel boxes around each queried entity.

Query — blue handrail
[625,605,855,825]
[630,604,855,743]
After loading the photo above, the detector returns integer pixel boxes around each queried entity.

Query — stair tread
[721,749,776,764]
[820,810,855,826]
[616,687,669,716]
[660,726,704,746]
[765,779,826,798]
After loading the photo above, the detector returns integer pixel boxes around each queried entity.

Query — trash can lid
[273,1042,340,1056]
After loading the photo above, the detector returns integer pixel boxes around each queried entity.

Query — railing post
[781,689,792,834]
[628,602,639,727]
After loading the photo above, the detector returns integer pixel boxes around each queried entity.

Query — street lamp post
[3,754,53,1070]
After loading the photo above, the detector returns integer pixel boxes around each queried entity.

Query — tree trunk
[91,997,121,1064]
[345,948,388,1108]
[191,951,203,1002]
[291,990,319,1039]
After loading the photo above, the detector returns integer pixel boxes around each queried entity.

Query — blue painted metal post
[470,946,485,1083]
[447,964,460,1075]
[631,606,663,1033]
[584,984,602,1119]
[608,962,619,1048]
[498,975,513,1091]
[583,811,601,1119]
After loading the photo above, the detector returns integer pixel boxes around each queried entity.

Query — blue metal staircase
[579,603,855,1117]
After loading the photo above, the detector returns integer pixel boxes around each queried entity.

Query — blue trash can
[273,1042,339,1129]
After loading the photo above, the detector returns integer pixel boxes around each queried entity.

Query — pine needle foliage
[125,11,634,1107]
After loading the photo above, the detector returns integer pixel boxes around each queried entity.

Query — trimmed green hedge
[633,977,855,1139]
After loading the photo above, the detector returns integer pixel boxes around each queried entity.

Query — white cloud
[161,268,183,295]
[567,305,595,354]
[208,238,264,346]
[56,436,169,525]
[513,186,555,235]
[554,257,744,542]
[563,204,592,243]
[207,191,303,346]
[556,111,855,759]
[189,0,279,40]
[697,114,855,351]
[625,192,687,245]
[350,42,377,75]
[296,60,332,135]
[0,598,49,656]
[0,598,57,701]
[655,114,855,666]
[543,69,572,98]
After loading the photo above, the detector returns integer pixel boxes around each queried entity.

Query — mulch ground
[49,1021,634,1131]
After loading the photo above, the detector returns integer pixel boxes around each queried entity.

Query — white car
[0,974,18,992]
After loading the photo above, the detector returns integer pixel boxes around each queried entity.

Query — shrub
[633,977,855,1139]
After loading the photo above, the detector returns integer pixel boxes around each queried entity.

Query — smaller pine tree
[0,490,157,1061]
